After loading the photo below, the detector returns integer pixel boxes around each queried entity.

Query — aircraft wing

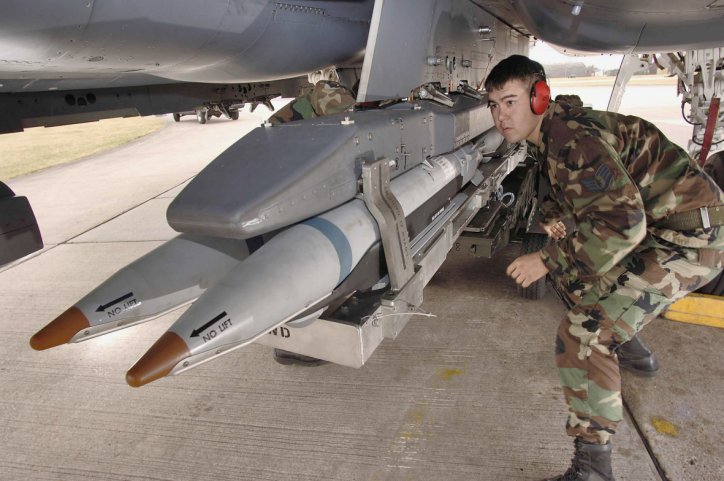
[0,0,374,133]
[3,1,724,133]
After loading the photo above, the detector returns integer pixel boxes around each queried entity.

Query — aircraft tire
[229,109,239,120]
[172,113,181,122]
[196,110,207,124]
[517,233,549,300]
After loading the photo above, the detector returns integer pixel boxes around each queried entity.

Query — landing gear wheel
[229,109,239,120]
[172,113,181,122]
[196,109,207,124]
[517,233,550,300]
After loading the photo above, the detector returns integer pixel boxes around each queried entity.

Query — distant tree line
[542,61,658,78]
[543,62,595,78]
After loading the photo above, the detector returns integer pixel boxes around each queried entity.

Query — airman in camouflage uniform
[486,55,724,481]
[268,79,356,124]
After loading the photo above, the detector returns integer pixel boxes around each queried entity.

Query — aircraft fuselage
[0,0,374,92]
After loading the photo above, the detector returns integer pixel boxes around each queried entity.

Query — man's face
[487,79,543,145]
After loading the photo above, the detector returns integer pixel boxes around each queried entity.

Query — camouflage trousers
[268,80,356,124]
[550,234,723,444]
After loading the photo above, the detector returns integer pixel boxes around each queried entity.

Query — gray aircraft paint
[11,0,724,382]
[512,0,724,54]
[166,96,493,239]
[68,235,256,342]
[149,129,500,380]
[0,0,374,92]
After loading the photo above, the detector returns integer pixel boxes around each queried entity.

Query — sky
[529,41,625,71]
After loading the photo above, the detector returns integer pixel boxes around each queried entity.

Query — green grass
[0,116,166,179]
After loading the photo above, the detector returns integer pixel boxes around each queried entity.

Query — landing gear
[174,103,243,124]
[204,104,242,122]
[643,49,723,162]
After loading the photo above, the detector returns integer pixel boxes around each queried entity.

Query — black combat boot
[542,438,615,481]
[617,335,659,377]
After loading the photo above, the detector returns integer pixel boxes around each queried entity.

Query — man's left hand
[541,220,566,240]
[506,252,549,288]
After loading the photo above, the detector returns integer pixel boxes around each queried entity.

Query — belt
[658,206,724,231]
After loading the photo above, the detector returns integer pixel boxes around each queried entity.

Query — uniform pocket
[610,283,669,343]
[593,270,668,343]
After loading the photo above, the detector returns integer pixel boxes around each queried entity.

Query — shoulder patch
[581,164,614,192]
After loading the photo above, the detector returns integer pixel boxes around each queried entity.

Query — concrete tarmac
[0,107,721,481]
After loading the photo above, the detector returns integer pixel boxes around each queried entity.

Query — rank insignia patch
[581,164,614,192]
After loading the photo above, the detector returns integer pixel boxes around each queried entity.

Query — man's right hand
[541,220,566,240]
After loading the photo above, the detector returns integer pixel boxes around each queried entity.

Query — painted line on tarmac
[664,293,724,329]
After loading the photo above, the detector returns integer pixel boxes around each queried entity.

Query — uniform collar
[532,101,558,160]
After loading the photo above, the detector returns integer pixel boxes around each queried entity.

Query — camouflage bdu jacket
[533,98,724,283]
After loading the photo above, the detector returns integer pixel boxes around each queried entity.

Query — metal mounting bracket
[361,157,415,291]
[414,83,455,107]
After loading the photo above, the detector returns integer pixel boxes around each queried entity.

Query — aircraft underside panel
[512,0,724,54]
[0,0,376,133]
[0,0,373,91]
[357,0,529,102]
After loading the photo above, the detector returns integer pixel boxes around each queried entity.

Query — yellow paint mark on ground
[437,367,464,381]
[406,405,428,424]
[664,293,724,329]
[651,417,679,437]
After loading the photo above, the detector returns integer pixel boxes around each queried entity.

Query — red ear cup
[530,80,551,115]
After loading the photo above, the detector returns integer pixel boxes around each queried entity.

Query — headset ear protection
[530,78,551,115]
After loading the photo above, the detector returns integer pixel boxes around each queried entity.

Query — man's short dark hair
[484,55,547,92]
